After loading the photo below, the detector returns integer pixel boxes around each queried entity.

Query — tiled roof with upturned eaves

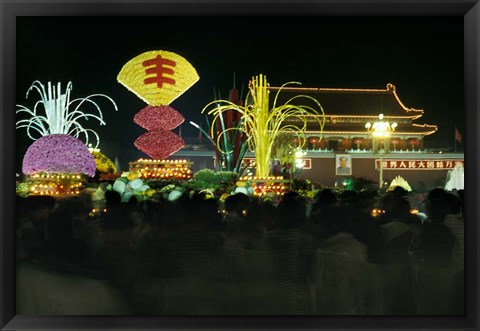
[268,83,424,119]
[269,83,437,137]
[297,122,438,137]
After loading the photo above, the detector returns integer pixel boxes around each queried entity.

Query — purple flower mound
[22,134,96,177]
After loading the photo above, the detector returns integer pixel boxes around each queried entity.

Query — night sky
[16,16,464,171]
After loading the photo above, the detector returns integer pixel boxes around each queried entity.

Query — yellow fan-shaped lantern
[117,50,199,106]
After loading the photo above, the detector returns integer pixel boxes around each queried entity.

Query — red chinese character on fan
[142,55,176,88]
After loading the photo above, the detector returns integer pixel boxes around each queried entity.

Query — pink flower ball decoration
[22,134,96,177]
[134,105,185,131]
[134,129,185,159]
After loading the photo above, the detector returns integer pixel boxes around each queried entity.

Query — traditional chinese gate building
[268,83,437,151]
[174,83,463,190]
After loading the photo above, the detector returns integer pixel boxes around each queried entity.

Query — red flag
[455,127,462,143]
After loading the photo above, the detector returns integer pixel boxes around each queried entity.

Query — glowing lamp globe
[22,134,96,177]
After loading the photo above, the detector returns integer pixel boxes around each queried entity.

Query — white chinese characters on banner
[375,159,464,170]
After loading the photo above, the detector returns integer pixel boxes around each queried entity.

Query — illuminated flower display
[117,50,199,159]
[117,50,199,106]
[387,175,412,192]
[190,86,248,174]
[16,81,118,149]
[91,150,116,174]
[22,134,96,177]
[108,171,157,203]
[134,129,185,159]
[134,105,185,131]
[202,74,326,178]
[129,158,193,180]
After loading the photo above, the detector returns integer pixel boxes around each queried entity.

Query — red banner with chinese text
[375,159,464,170]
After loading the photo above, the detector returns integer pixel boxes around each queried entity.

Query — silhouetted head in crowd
[23,195,57,224]
[356,190,379,212]
[384,192,410,211]
[380,193,416,224]
[390,186,409,197]
[224,193,249,217]
[105,190,122,209]
[247,198,277,231]
[99,191,134,231]
[127,195,139,207]
[197,197,222,226]
[445,192,461,215]
[425,188,451,223]
[457,189,464,202]
[143,199,165,226]
[281,190,300,203]
[181,191,221,228]
[54,196,92,222]
[191,190,213,202]
[315,188,338,205]
[311,188,338,217]
[338,190,358,206]
[276,194,307,229]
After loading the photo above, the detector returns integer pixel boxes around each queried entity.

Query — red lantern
[407,138,419,150]
[353,137,364,149]
[308,136,320,148]
[391,138,400,150]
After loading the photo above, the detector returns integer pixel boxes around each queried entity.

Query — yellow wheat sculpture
[202,74,326,178]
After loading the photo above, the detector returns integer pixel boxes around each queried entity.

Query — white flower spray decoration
[16,80,118,148]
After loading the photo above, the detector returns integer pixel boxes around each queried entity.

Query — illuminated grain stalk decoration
[190,85,247,174]
[16,80,118,148]
[202,74,326,178]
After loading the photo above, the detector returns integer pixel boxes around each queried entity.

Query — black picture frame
[1,1,479,330]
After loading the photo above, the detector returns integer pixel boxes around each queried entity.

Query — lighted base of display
[24,173,86,196]
[237,176,290,196]
[129,159,194,180]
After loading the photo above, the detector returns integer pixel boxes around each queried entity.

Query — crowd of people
[15,185,464,315]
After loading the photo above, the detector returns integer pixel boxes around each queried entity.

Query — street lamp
[365,114,397,189]
[295,148,307,169]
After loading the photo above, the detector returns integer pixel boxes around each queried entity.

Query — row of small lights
[139,172,193,179]
[136,159,190,164]
[30,190,81,195]
[371,208,420,217]
[30,183,83,189]
[253,190,286,196]
[29,182,83,196]
[253,184,288,196]
[139,168,192,174]
[134,166,192,172]
[239,176,285,181]
[135,164,190,170]
[256,185,286,190]
[31,174,83,179]
[132,159,194,180]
